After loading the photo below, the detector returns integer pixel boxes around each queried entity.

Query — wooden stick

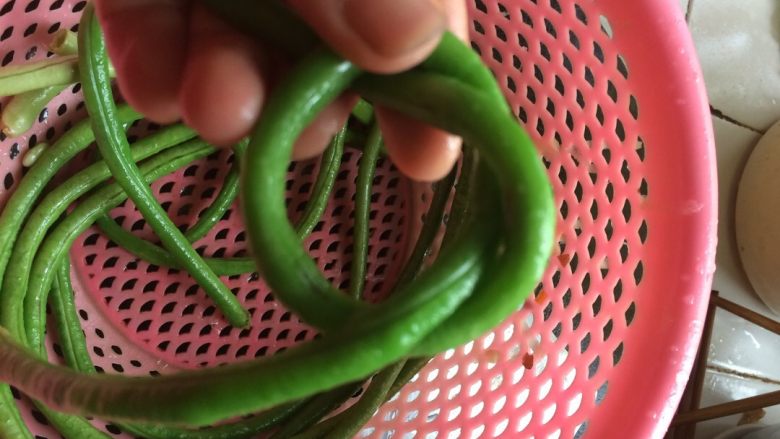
[693,292,719,407]
[672,390,780,425]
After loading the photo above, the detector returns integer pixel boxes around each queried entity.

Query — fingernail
[343,0,446,59]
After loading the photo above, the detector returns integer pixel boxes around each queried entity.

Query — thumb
[286,0,447,74]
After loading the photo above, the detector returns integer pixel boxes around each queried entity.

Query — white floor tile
[689,0,780,131]
[708,309,780,382]
[694,369,780,438]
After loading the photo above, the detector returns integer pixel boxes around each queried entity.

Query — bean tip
[230,312,252,329]
[0,124,18,139]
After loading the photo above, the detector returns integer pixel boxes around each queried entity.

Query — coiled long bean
[32,118,456,438]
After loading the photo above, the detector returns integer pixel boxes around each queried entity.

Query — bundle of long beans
[0,2,554,438]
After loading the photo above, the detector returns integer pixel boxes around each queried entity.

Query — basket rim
[584,0,716,437]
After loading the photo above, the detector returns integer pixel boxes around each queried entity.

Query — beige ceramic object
[736,120,780,314]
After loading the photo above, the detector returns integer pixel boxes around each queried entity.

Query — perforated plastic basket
[0,0,716,437]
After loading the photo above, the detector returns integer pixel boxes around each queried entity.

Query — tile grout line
[685,0,695,22]
[707,363,780,387]
[710,106,765,134]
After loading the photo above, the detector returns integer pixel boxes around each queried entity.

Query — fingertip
[440,0,470,41]
[94,0,187,124]
[377,108,462,182]
[287,0,446,74]
[179,46,264,146]
[179,6,265,147]
[292,94,357,161]
[114,50,183,124]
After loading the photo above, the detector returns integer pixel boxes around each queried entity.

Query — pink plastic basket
[0,0,716,437]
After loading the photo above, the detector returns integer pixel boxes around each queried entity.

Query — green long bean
[350,99,374,125]
[77,5,249,328]
[393,166,458,290]
[94,123,344,273]
[0,56,78,96]
[348,121,382,300]
[0,54,115,97]
[22,141,218,350]
[0,106,141,288]
[295,125,346,238]
[19,138,213,439]
[1,29,80,137]
[0,385,30,439]
[37,406,111,439]
[50,259,94,372]
[0,139,216,439]
[180,149,243,243]
[94,217,257,276]
[50,261,304,438]
[50,30,79,56]
[104,139,246,245]
[0,126,198,347]
[269,383,362,439]
[292,363,403,439]
[1,85,67,136]
[93,139,250,274]
[22,142,49,167]
[49,256,307,439]
[5,127,195,345]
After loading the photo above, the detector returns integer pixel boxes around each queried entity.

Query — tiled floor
[684,0,780,437]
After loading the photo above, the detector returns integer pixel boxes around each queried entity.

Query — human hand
[94,0,468,181]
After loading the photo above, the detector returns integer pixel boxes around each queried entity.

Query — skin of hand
[93,0,469,182]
